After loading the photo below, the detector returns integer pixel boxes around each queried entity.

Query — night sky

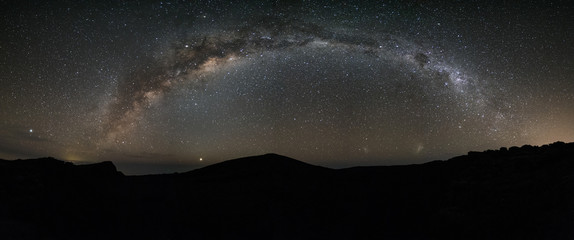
[1,1,573,174]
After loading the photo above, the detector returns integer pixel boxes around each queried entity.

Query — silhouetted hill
[184,153,331,179]
[1,142,573,239]
[0,158,123,240]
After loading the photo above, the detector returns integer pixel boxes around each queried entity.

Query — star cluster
[1,1,573,174]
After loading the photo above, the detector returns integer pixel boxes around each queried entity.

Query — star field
[1,1,573,174]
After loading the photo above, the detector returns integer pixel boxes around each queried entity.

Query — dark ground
[1,142,573,239]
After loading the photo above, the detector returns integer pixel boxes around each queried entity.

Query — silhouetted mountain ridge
[0,157,123,180]
[1,142,573,240]
[184,153,331,180]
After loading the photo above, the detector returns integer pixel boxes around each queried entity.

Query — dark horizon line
[2,141,572,176]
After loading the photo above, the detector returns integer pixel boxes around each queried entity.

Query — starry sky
[1,0,573,174]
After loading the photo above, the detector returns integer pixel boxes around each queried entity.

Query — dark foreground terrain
[1,142,574,240]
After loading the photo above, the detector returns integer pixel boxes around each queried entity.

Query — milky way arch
[102,17,488,143]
